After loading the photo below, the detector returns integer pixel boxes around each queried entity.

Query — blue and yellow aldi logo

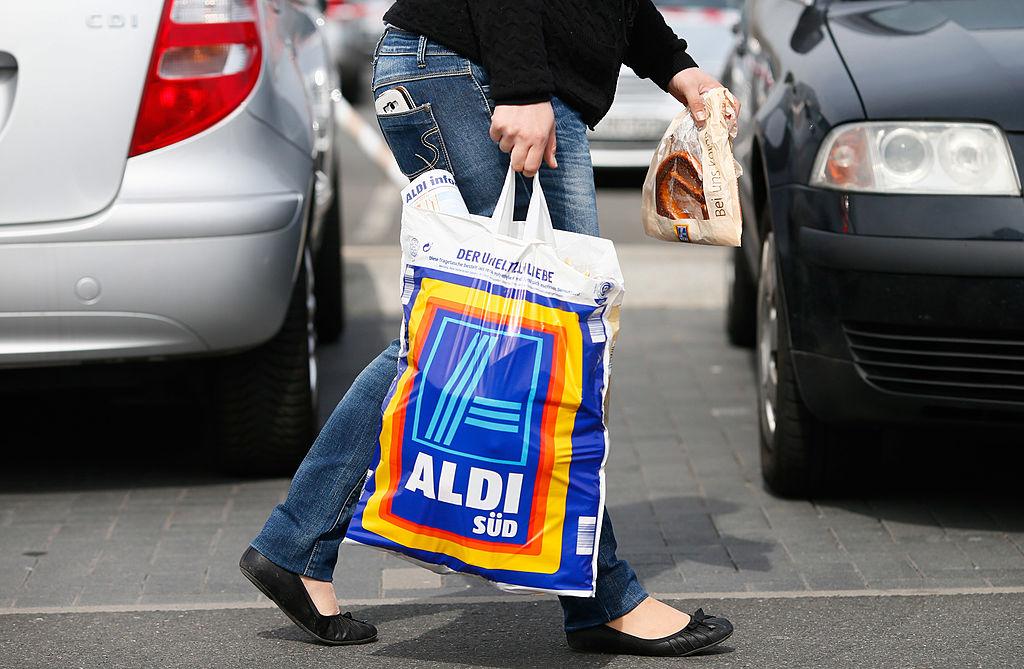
[412,318,543,467]
[347,267,609,594]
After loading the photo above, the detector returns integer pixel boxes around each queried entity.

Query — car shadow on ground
[819,425,1024,533]
[0,315,392,493]
[807,422,1024,530]
[734,349,1024,529]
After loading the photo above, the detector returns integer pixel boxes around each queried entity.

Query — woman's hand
[489,102,558,177]
[668,68,740,128]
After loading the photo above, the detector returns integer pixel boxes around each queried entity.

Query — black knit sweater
[382,0,698,128]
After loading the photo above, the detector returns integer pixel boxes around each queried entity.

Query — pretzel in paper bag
[641,87,742,246]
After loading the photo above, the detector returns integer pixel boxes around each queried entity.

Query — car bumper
[770,176,1024,425]
[783,228,1024,425]
[588,140,657,169]
[0,194,304,368]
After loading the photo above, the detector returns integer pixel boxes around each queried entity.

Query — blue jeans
[251,27,648,633]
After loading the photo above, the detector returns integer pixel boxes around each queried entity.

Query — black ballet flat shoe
[239,546,378,646]
[566,608,733,657]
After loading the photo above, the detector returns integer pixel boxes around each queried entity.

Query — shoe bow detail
[685,607,718,630]
[238,547,378,646]
[565,605,734,657]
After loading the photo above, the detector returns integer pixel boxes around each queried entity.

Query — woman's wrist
[667,68,738,126]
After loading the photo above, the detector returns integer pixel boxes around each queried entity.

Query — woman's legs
[251,27,663,632]
[250,340,399,582]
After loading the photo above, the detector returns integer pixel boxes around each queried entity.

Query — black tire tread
[215,263,316,476]
[759,235,830,498]
[314,168,344,344]
[726,245,757,348]
[762,307,828,496]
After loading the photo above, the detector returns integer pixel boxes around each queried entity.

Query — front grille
[843,322,1024,404]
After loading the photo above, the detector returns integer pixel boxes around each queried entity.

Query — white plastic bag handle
[491,166,518,234]
[491,165,556,244]
[524,177,555,243]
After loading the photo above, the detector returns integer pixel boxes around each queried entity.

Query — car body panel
[780,181,1024,240]
[724,0,864,274]
[0,107,312,246]
[0,208,303,367]
[790,264,1024,423]
[0,0,338,368]
[248,0,321,158]
[828,0,1024,132]
[0,1,164,225]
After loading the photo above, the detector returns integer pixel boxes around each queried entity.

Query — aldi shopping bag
[345,167,624,596]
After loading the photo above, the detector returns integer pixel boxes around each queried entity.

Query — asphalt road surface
[2,104,1023,669]
[3,594,1022,669]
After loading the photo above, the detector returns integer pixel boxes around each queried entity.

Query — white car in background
[589,0,742,169]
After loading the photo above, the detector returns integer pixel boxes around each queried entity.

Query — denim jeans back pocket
[376,103,453,179]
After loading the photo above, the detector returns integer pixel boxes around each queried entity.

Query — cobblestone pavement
[3,264,1024,610]
[2,131,1024,667]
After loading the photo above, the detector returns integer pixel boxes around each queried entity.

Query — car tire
[726,245,756,348]
[314,168,344,344]
[213,250,318,476]
[340,66,365,104]
[756,231,830,497]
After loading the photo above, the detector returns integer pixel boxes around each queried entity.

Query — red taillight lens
[129,0,261,157]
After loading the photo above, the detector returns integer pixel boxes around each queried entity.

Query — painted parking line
[3,584,1023,616]
[354,178,402,244]
[334,97,407,188]
[334,97,404,242]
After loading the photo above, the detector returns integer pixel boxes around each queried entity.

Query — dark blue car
[723,0,1024,496]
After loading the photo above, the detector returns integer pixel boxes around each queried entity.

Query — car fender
[728,0,865,278]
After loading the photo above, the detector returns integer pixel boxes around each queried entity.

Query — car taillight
[325,0,347,14]
[129,0,261,157]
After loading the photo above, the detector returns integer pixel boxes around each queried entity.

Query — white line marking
[343,244,402,259]
[354,182,401,244]
[334,97,407,188]
[3,585,1023,616]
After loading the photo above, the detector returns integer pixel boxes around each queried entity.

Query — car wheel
[314,168,344,343]
[214,249,318,476]
[339,65,365,104]
[757,231,829,497]
[725,245,756,348]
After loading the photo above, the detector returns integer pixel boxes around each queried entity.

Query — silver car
[0,0,342,473]
[589,0,742,169]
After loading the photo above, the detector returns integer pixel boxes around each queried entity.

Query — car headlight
[810,122,1021,195]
